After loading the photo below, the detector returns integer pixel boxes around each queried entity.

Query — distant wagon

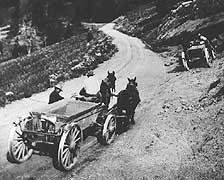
[181,39,214,70]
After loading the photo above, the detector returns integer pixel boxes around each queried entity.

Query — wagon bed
[7,98,117,171]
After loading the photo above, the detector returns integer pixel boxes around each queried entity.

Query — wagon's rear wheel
[204,48,213,67]
[56,125,81,171]
[7,125,33,163]
[98,115,116,145]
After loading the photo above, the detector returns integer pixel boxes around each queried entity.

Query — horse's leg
[130,110,135,124]
[130,99,140,124]
[129,102,136,125]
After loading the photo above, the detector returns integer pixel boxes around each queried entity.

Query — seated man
[196,33,216,59]
[78,70,102,103]
[48,85,64,104]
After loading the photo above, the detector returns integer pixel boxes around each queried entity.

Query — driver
[78,70,102,103]
[196,33,216,59]
[48,84,64,104]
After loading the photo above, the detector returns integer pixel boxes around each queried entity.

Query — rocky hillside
[114,0,224,51]
[114,1,224,179]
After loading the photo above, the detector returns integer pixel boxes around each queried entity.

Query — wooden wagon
[181,40,213,70]
[7,99,117,171]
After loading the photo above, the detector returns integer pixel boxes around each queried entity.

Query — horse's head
[126,77,138,91]
[100,71,116,106]
[106,71,116,92]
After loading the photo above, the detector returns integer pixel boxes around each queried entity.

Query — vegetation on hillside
[115,0,224,51]
[0,29,118,104]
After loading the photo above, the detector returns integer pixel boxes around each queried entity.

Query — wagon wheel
[181,52,190,71]
[204,48,212,67]
[7,124,33,163]
[56,125,81,171]
[98,115,116,145]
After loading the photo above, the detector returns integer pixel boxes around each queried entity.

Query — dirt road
[0,23,165,180]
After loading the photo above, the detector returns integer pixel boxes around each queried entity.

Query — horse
[99,71,116,107]
[74,71,116,107]
[117,77,141,125]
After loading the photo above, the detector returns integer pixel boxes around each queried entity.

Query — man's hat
[87,70,94,77]
[54,83,63,92]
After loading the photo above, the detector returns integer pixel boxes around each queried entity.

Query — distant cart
[181,40,214,70]
[7,99,117,171]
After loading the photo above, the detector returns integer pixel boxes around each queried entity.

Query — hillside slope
[113,0,224,179]
[114,0,224,51]
[0,29,117,105]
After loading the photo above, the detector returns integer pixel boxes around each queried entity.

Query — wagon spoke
[20,144,25,159]
[69,129,75,142]
[22,144,26,158]
[13,136,23,141]
[66,152,71,166]
[17,144,24,159]
[73,137,81,144]
[13,141,23,149]
[70,152,74,164]
[14,142,23,155]
[71,129,80,141]
[62,151,68,165]
[62,148,69,156]
[24,146,28,155]
[63,144,69,148]
[15,130,22,137]
[64,151,70,167]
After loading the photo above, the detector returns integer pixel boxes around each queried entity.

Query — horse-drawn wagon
[7,99,117,171]
[7,72,140,171]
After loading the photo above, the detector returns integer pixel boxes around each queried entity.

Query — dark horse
[100,71,116,107]
[76,71,116,107]
[117,77,141,124]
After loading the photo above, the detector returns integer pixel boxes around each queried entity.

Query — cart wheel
[181,52,190,71]
[98,115,116,145]
[204,48,212,67]
[7,125,33,163]
[56,125,81,171]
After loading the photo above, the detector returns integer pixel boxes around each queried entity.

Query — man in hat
[78,70,101,103]
[196,33,216,59]
[48,85,64,104]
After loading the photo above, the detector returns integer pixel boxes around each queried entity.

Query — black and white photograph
[0,0,224,179]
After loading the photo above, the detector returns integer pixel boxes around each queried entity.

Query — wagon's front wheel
[7,125,33,163]
[181,52,190,71]
[56,125,81,171]
[98,115,116,145]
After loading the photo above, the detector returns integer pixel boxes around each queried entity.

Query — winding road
[0,23,165,180]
